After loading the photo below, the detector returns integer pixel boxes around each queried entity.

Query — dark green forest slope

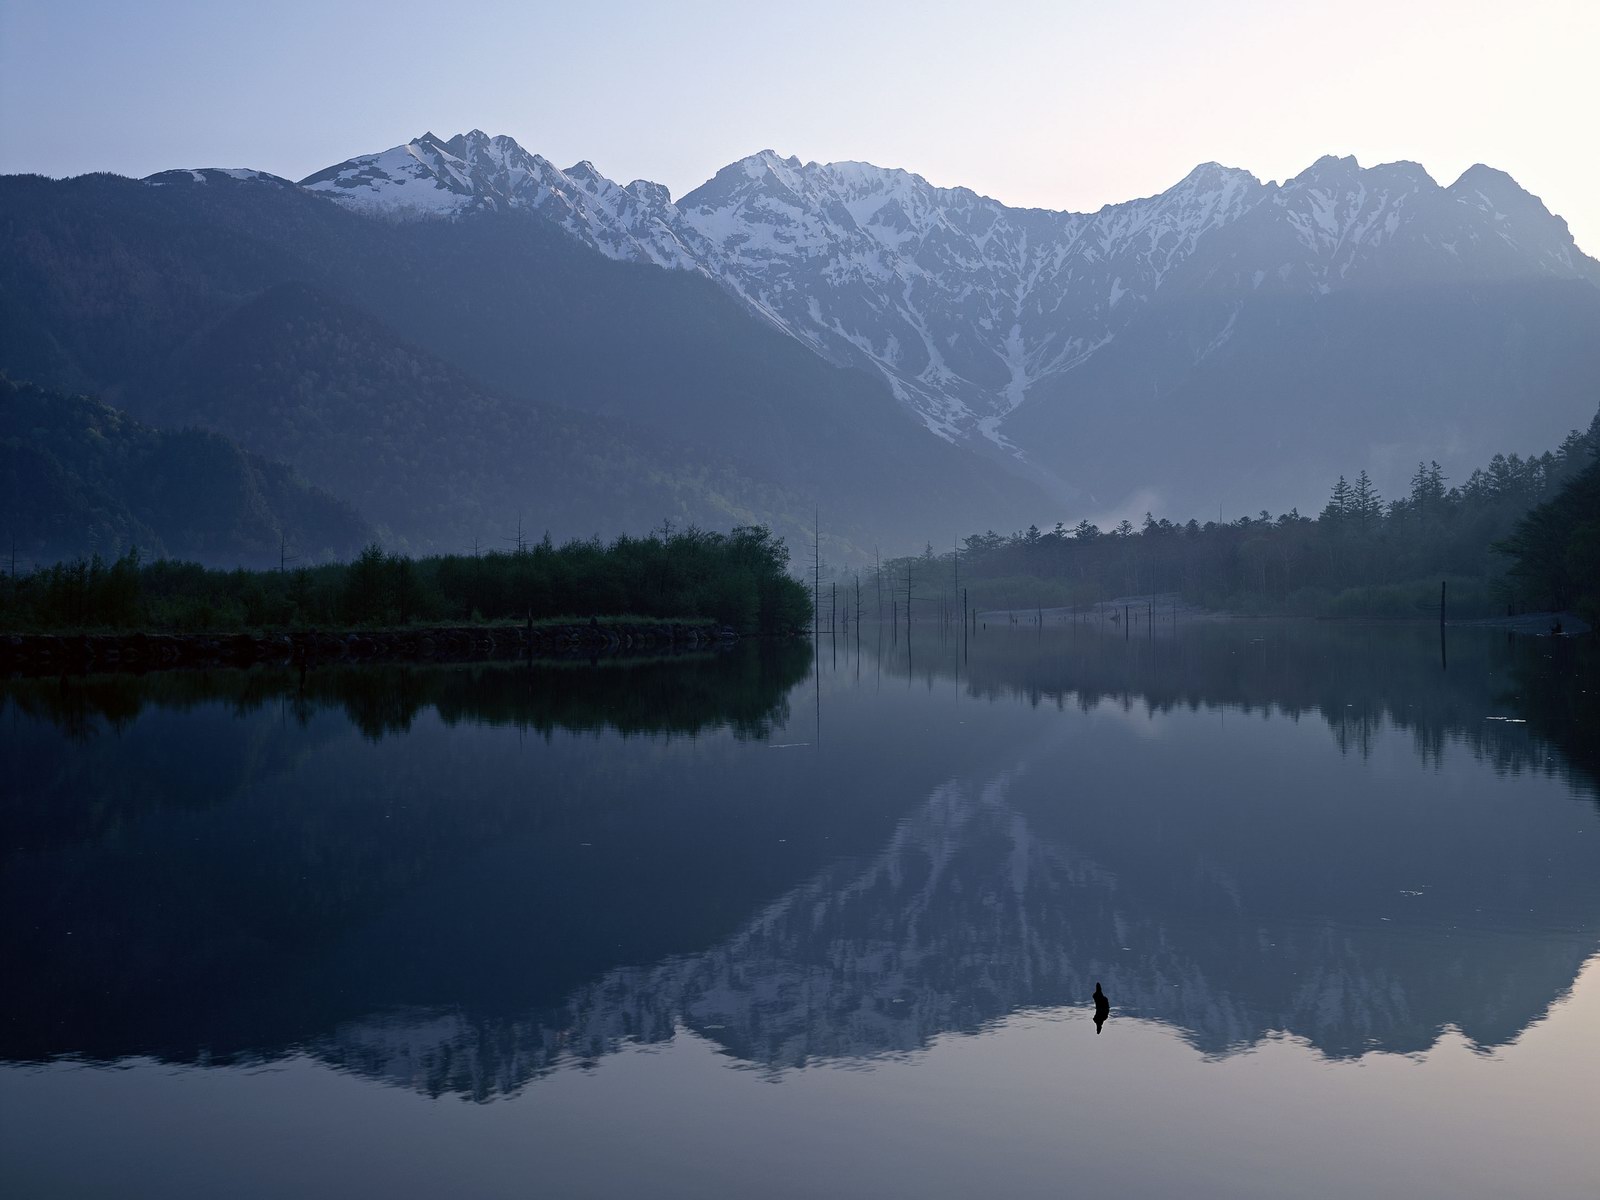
[1,376,371,568]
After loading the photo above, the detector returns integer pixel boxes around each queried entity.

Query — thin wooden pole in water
[906,562,913,650]
[952,540,959,630]
[811,510,820,743]
[1440,579,1448,671]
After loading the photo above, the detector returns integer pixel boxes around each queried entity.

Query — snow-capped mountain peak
[298,131,706,267]
[287,134,1599,447]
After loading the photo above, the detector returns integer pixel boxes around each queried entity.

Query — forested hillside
[0,375,371,569]
[144,281,817,555]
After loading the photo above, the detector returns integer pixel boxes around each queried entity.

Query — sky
[2,0,1597,253]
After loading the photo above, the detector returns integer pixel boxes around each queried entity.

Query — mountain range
[4,131,1598,562]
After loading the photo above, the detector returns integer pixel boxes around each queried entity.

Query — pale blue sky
[3,0,1596,252]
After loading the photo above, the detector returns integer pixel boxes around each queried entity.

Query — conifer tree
[1351,471,1383,532]
[1322,475,1353,523]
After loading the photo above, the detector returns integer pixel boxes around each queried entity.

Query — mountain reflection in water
[3,623,1596,1104]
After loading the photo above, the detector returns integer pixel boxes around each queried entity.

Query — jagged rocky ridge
[293,132,1600,478]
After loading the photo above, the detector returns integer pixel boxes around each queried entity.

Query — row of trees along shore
[0,525,811,635]
[7,413,1595,636]
[863,408,1600,625]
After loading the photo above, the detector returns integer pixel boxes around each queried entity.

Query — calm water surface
[3,622,1598,1198]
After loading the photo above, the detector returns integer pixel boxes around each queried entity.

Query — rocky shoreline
[0,621,737,675]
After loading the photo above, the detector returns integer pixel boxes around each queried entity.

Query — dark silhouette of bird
[1093,981,1110,1034]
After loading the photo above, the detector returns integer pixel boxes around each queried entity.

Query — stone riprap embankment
[0,622,735,675]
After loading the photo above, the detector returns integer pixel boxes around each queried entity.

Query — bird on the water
[1093,982,1110,1034]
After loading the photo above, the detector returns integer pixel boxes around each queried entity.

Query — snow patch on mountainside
[146,167,292,187]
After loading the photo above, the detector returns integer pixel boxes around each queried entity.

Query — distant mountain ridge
[293,133,1600,497]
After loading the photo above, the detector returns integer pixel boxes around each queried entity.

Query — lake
[3,621,1598,1198]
